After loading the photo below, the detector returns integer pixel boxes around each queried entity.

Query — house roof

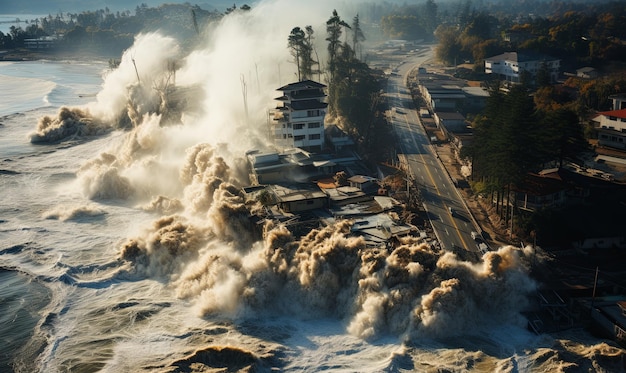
[348,175,377,184]
[598,108,626,119]
[436,112,465,120]
[513,172,568,196]
[577,66,596,73]
[462,86,489,97]
[485,51,558,63]
[277,80,326,91]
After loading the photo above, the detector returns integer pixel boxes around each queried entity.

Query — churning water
[1,2,625,372]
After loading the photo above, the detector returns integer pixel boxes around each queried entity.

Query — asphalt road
[385,48,482,253]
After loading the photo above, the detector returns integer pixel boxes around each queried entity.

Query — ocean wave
[0,75,56,116]
[29,106,111,144]
[42,204,107,222]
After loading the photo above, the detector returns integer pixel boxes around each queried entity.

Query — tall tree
[288,26,306,81]
[288,26,316,81]
[351,14,365,60]
[305,25,320,81]
[326,9,350,83]
[421,0,438,36]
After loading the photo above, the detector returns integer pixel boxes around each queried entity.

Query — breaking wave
[29,106,110,143]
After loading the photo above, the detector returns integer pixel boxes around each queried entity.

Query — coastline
[0,48,114,62]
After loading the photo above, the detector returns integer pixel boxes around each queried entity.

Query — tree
[434,25,461,65]
[536,61,551,86]
[462,84,543,220]
[351,14,365,59]
[288,26,316,81]
[421,0,438,36]
[305,26,320,80]
[288,27,306,81]
[326,9,350,83]
[538,107,589,167]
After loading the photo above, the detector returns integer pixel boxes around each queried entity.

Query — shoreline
[0,48,115,62]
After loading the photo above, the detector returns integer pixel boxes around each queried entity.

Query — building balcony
[272,112,289,122]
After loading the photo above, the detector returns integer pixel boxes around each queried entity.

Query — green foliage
[434,25,463,65]
[537,107,589,167]
[326,9,351,83]
[464,85,540,188]
[288,25,317,81]
[323,9,391,165]
[381,15,426,40]
[379,0,439,40]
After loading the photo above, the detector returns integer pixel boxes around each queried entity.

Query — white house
[594,108,626,150]
[484,52,560,83]
[609,93,626,110]
[271,80,327,152]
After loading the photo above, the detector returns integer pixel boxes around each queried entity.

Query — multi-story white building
[484,52,560,83]
[271,80,327,152]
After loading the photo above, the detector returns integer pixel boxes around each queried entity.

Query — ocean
[1,2,626,372]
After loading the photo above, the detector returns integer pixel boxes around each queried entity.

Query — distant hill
[0,0,237,14]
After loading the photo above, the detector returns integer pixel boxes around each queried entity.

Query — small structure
[513,170,569,211]
[325,124,354,152]
[593,108,626,150]
[576,67,598,79]
[434,111,467,133]
[347,175,379,194]
[484,51,560,83]
[608,93,626,110]
[269,183,328,213]
[24,36,58,49]
[591,300,626,346]
[502,29,533,44]
[461,86,489,113]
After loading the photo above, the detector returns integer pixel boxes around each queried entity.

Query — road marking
[392,74,470,251]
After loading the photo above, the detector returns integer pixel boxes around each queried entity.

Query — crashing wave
[29,106,110,143]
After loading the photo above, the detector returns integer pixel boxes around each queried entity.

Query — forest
[0,3,235,56]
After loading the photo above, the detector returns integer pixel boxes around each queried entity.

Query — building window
[294,123,304,130]
[308,122,321,128]
[309,134,320,140]
[294,135,305,141]
[307,110,321,117]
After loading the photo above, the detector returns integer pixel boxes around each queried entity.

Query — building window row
[293,134,321,141]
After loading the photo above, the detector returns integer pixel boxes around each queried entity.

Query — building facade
[271,80,327,152]
[484,52,560,83]
[595,108,626,150]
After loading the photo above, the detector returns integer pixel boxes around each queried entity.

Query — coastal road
[384,48,481,253]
